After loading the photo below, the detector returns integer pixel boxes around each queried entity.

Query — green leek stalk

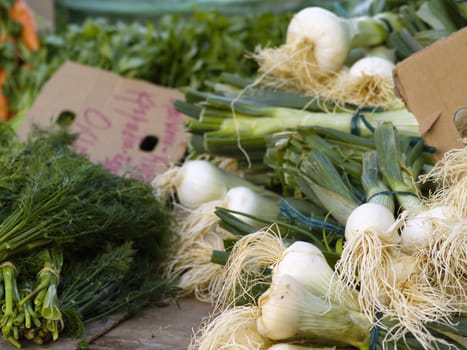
[176,90,419,161]
[264,130,365,226]
[348,12,404,48]
[185,81,340,113]
[388,0,467,59]
[416,0,460,32]
[288,130,365,181]
[297,150,360,226]
[361,151,395,212]
[375,122,423,211]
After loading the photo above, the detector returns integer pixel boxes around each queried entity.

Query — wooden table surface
[0,297,212,350]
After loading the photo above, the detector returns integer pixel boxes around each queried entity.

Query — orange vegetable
[10,0,39,51]
[0,69,9,121]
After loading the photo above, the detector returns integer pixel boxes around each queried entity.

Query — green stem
[361,151,395,212]
[375,122,422,211]
[1,264,17,316]
[348,13,401,48]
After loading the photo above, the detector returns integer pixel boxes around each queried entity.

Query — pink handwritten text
[73,107,112,153]
[160,99,183,153]
[114,90,154,153]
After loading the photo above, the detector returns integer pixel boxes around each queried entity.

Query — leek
[176,88,419,161]
[375,122,423,210]
[361,151,395,212]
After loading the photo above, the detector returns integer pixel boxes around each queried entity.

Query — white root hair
[189,305,271,350]
[215,226,286,312]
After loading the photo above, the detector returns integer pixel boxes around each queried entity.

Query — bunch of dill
[0,123,177,348]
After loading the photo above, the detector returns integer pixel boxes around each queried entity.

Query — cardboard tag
[393,27,465,160]
[21,61,188,181]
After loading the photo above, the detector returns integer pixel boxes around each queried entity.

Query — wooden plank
[89,297,212,350]
[0,297,211,350]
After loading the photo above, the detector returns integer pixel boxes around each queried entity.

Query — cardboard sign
[21,61,188,181]
[393,27,465,160]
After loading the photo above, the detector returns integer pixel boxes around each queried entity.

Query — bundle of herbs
[0,123,176,348]
[2,9,291,126]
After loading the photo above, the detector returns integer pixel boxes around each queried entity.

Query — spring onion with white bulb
[152,159,268,209]
[331,145,467,349]
[223,186,280,228]
[333,202,400,316]
[163,180,280,303]
[349,56,395,78]
[191,228,371,350]
[257,274,371,349]
[328,54,399,109]
[164,202,232,303]
[253,7,402,102]
[400,205,451,254]
[332,199,462,349]
[273,241,359,312]
[400,148,467,310]
[285,7,352,74]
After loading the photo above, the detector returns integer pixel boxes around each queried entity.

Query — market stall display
[0,0,466,349]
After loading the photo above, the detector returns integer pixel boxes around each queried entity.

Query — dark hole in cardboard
[56,110,76,128]
[140,135,159,152]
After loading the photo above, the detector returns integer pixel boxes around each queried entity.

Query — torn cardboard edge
[393,27,466,161]
[21,61,189,182]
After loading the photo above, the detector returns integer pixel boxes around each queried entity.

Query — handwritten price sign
[22,62,188,182]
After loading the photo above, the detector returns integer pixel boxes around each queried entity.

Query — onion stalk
[375,122,423,211]
[176,89,419,168]
[361,151,395,212]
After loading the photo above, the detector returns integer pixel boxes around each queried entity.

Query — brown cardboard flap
[21,61,188,181]
[393,27,466,160]
[418,111,441,136]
